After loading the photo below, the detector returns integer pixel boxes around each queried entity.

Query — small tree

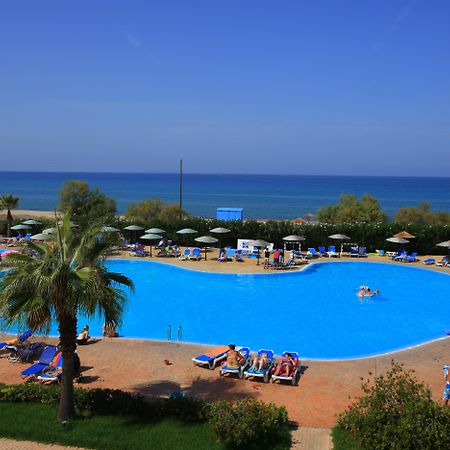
[0,194,20,237]
[337,361,450,449]
[126,198,188,222]
[317,194,388,224]
[59,180,116,221]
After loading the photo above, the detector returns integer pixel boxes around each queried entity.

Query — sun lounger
[190,247,202,261]
[357,246,367,257]
[219,347,251,379]
[8,342,44,363]
[436,257,448,267]
[179,249,191,260]
[350,247,359,257]
[37,352,63,384]
[422,258,435,265]
[0,329,33,350]
[244,349,274,383]
[270,351,301,385]
[318,246,327,256]
[403,252,418,263]
[327,245,339,258]
[192,345,229,369]
[307,248,320,258]
[21,345,58,378]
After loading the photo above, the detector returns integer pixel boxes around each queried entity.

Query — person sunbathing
[76,325,91,345]
[254,352,270,371]
[225,344,244,368]
[274,352,294,377]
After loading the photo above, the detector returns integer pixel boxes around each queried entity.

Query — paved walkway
[0,438,87,450]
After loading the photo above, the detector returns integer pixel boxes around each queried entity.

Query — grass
[332,426,362,450]
[0,402,291,450]
[0,402,223,450]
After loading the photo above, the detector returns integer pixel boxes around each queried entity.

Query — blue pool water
[2,261,450,359]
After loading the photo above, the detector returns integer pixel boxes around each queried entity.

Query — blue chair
[219,347,251,379]
[0,329,33,350]
[192,345,229,369]
[21,345,58,378]
[190,248,202,261]
[423,258,435,265]
[307,248,320,258]
[244,349,274,383]
[327,246,339,257]
[318,246,327,256]
[404,252,418,263]
[358,246,367,257]
[179,248,191,260]
[270,351,302,386]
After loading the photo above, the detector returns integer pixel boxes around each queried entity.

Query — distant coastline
[1,172,449,220]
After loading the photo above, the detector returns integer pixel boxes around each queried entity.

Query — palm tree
[0,214,134,421]
[0,194,19,237]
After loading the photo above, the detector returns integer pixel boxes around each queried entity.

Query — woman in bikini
[274,352,294,377]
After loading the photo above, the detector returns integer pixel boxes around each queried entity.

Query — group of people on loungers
[225,344,295,377]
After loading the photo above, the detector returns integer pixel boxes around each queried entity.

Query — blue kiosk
[216,207,244,221]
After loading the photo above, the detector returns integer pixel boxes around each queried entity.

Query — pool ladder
[167,325,183,341]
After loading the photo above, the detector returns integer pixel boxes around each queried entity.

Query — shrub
[337,361,450,450]
[0,384,205,423]
[205,398,289,447]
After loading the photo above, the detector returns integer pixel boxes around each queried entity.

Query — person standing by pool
[273,249,280,268]
[443,365,450,406]
[264,247,270,268]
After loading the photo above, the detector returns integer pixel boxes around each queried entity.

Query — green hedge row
[2,216,448,255]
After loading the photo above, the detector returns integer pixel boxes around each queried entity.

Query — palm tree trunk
[57,312,77,421]
[6,209,12,238]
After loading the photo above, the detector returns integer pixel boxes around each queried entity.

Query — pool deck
[1,247,449,430]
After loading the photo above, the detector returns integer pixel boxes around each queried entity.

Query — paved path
[292,428,333,450]
[0,438,87,450]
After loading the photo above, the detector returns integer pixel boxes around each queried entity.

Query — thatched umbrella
[393,231,416,239]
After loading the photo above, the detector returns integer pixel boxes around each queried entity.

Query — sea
[1,172,450,220]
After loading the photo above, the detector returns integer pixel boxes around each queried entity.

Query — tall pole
[179,159,183,221]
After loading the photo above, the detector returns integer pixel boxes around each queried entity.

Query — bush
[337,361,450,450]
[204,398,289,447]
[0,384,204,422]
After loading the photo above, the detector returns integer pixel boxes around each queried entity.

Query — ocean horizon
[1,171,450,220]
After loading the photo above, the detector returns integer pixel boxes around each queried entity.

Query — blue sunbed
[307,248,320,258]
[0,329,33,350]
[192,345,229,369]
[271,351,302,386]
[244,349,274,383]
[219,347,251,379]
[423,258,435,265]
[327,245,339,258]
[21,345,57,378]
[190,248,202,261]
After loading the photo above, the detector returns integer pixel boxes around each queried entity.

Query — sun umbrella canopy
[30,233,54,241]
[394,231,416,239]
[11,224,31,230]
[124,225,144,231]
[210,227,231,234]
[436,240,450,248]
[329,234,351,240]
[386,237,409,244]
[22,219,42,225]
[250,239,270,248]
[177,228,197,234]
[282,235,305,242]
[145,228,165,234]
[42,227,56,234]
[195,236,219,244]
[57,221,78,228]
[101,226,120,233]
[140,234,163,240]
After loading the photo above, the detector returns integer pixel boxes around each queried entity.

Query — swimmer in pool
[358,286,380,298]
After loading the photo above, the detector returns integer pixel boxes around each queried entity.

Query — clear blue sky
[1,1,449,176]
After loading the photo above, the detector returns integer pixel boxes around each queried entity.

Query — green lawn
[332,427,362,450]
[0,402,223,450]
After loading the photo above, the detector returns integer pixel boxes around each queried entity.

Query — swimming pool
[2,260,450,359]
